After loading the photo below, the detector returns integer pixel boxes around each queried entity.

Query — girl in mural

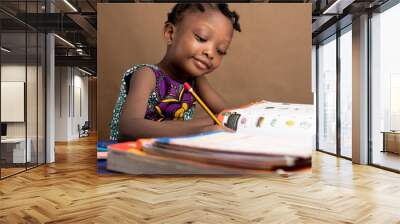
[110,3,241,141]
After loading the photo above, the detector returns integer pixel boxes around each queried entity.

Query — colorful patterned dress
[110,64,196,140]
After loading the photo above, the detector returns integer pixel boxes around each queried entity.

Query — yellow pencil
[184,82,222,126]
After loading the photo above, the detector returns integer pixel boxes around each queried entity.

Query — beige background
[97,3,312,140]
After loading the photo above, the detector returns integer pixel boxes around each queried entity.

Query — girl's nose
[203,48,214,60]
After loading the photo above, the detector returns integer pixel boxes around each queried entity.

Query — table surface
[381,131,400,134]
[1,138,27,143]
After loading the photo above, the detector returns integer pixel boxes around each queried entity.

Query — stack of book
[105,101,315,175]
[96,140,116,174]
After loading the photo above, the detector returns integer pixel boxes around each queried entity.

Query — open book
[106,101,314,174]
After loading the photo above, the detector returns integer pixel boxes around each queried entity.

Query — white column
[352,14,369,164]
[45,0,55,163]
[46,33,55,163]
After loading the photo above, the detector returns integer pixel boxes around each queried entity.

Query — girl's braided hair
[167,3,241,32]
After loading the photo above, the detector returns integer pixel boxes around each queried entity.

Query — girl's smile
[192,56,212,70]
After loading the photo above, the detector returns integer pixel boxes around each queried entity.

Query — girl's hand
[199,125,235,133]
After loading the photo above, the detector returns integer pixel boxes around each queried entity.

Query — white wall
[71,72,89,138]
[55,66,69,141]
[55,66,89,141]
[1,65,26,81]
[1,65,34,138]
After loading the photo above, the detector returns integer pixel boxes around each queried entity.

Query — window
[339,27,352,158]
[370,2,400,171]
[317,35,337,154]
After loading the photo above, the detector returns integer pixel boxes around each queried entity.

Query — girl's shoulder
[121,64,164,93]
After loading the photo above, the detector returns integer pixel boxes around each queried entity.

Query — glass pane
[390,74,400,130]
[371,3,400,171]
[38,32,45,165]
[0,1,46,178]
[26,0,39,170]
[318,36,337,154]
[340,28,352,158]
[1,30,27,177]
[27,31,38,169]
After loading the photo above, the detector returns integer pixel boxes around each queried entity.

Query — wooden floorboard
[1,134,400,223]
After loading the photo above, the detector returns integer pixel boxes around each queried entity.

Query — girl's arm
[118,67,221,140]
[194,76,228,114]
[119,118,221,141]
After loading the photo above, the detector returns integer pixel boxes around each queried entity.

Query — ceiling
[0,0,97,74]
[0,0,392,76]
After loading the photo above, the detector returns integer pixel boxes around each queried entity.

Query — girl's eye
[217,50,227,56]
[195,34,206,42]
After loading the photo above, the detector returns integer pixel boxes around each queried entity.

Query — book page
[158,131,312,158]
[219,101,315,135]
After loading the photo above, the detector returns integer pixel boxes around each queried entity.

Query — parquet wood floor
[1,134,400,223]
[1,167,25,178]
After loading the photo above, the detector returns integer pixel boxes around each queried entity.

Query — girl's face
[165,8,234,78]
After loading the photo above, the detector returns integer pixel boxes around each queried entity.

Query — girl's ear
[163,22,175,45]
